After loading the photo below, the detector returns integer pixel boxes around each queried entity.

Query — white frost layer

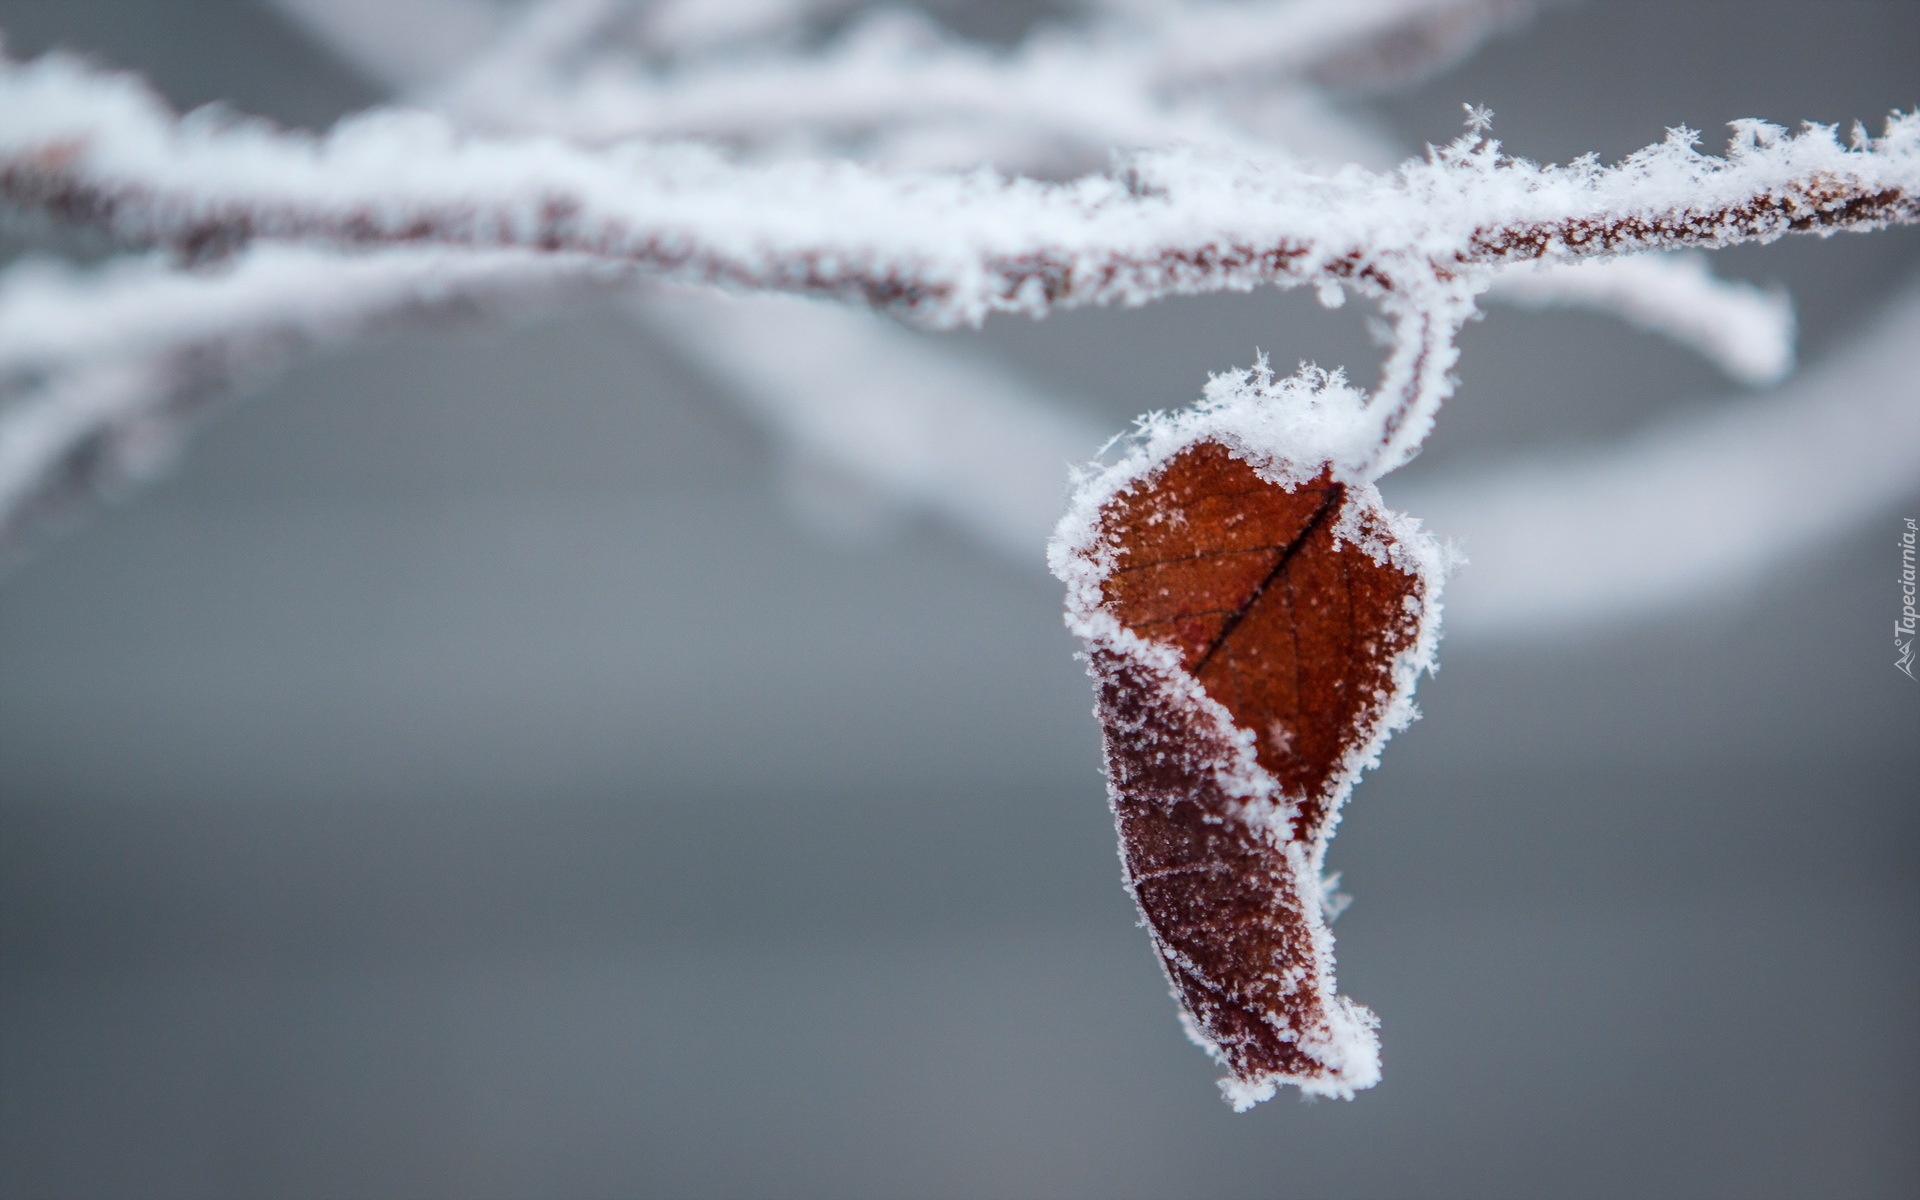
[6,50,1917,331]
[1050,364,1449,1105]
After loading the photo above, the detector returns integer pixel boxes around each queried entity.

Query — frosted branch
[1367,289,1476,473]
[4,54,1915,339]
[1,13,1914,586]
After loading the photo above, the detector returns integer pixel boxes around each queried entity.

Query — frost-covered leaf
[1050,369,1446,1107]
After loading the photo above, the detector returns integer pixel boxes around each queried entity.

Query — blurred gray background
[0,2,1916,1197]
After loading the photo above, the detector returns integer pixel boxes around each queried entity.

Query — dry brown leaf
[1054,417,1444,1108]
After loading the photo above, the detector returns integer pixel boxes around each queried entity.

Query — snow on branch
[4,49,1910,488]
[9,54,1910,338]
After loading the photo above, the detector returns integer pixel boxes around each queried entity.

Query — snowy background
[0,1,1916,1196]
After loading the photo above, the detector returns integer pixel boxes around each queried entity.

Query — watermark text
[1899,518,1917,679]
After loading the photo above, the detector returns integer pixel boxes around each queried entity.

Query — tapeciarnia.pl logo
[1899,518,1917,680]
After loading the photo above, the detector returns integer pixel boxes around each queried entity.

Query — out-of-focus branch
[1292,0,1540,92]
[1489,255,1794,385]
[638,287,1106,556]
[425,10,1257,164]
[0,246,620,551]
[1400,277,1920,637]
[1095,0,1538,93]
[263,0,506,93]
[637,0,864,57]
[0,247,603,373]
[417,0,1540,160]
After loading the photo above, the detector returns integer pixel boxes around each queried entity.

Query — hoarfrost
[4,21,1912,556]
[4,0,1916,1110]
